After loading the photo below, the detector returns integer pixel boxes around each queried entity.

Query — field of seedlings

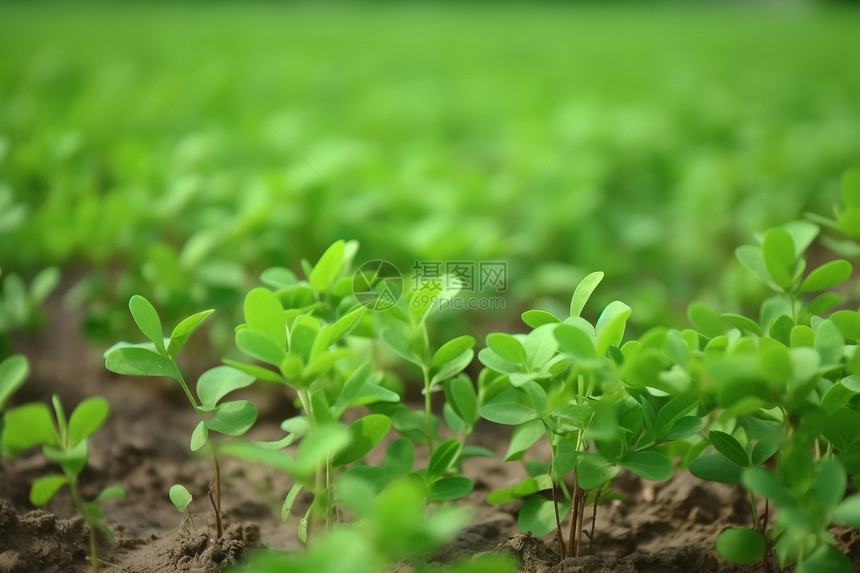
[2,2,860,572]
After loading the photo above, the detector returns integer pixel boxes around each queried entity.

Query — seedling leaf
[379,324,422,366]
[596,301,631,355]
[129,295,166,355]
[222,359,285,384]
[619,451,673,481]
[554,324,597,359]
[444,376,478,424]
[762,227,796,289]
[736,245,774,287]
[831,310,860,340]
[715,528,766,564]
[709,431,749,467]
[834,494,860,529]
[332,414,391,467]
[0,355,28,410]
[486,333,527,365]
[169,484,192,512]
[105,347,181,381]
[751,439,779,466]
[294,424,350,477]
[797,545,853,573]
[518,496,570,537]
[68,397,110,445]
[282,483,303,522]
[95,486,125,503]
[243,287,286,349]
[236,328,286,366]
[30,474,69,506]
[742,467,792,506]
[197,366,255,407]
[168,309,214,359]
[2,403,58,452]
[522,310,560,328]
[428,477,473,502]
[689,454,743,484]
[721,313,763,336]
[570,271,604,317]
[206,400,258,436]
[800,260,852,293]
[576,452,619,490]
[431,336,476,369]
[480,391,538,425]
[190,420,209,451]
[309,240,345,293]
[428,438,462,478]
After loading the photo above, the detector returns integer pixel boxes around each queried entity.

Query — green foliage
[478,271,688,558]
[104,296,243,537]
[234,477,516,573]
[0,267,59,356]
[1,394,123,572]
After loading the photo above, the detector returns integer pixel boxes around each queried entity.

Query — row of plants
[3,170,860,571]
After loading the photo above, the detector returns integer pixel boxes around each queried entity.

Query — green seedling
[0,354,30,457]
[105,296,257,538]
[219,242,398,540]
[685,216,860,571]
[0,266,60,356]
[805,167,860,258]
[169,484,195,531]
[372,275,490,503]
[1,394,125,572]
[479,272,691,558]
[234,475,516,573]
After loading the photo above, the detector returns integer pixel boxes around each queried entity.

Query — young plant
[0,354,29,456]
[104,296,257,538]
[1,394,125,572]
[234,475,517,573]
[0,266,59,356]
[371,275,491,504]
[478,272,693,558]
[218,241,398,541]
[687,215,860,571]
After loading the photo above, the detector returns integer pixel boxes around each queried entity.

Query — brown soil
[2,292,859,572]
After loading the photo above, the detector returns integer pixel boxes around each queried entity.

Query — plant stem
[568,476,581,557]
[68,476,99,572]
[422,364,435,456]
[552,482,566,560]
[589,485,603,555]
[575,488,585,557]
[298,387,326,540]
[177,371,223,538]
[209,446,223,539]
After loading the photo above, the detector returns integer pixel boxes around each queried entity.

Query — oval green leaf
[30,474,69,507]
[197,365,255,408]
[206,400,258,436]
[169,484,192,513]
[715,528,765,564]
[68,397,110,445]
[105,347,181,380]
[332,414,392,467]
[129,295,165,355]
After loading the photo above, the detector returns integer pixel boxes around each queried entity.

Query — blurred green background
[1,1,859,346]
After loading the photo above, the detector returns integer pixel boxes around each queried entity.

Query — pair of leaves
[425,439,474,502]
[105,296,213,380]
[690,430,779,485]
[737,222,852,294]
[190,366,258,451]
